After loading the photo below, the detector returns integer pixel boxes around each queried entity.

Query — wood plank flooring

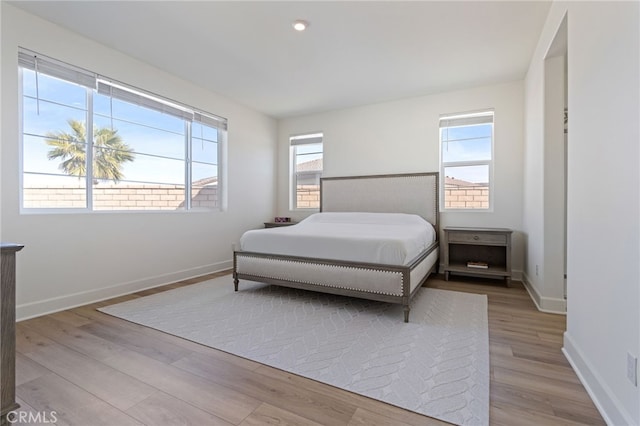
[14,272,605,425]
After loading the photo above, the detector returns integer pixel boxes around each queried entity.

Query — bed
[233,172,439,322]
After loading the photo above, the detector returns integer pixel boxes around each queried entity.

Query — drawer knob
[473,235,479,240]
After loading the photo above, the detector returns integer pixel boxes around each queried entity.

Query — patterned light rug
[99,276,489,425]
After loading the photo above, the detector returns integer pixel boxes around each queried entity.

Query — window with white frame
[440,110,494,210]
[290,133,323,210]
[19,48,226,212]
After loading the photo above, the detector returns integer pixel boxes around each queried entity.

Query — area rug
[99,276,489,425]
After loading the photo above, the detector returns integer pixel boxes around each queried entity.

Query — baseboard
[511,269,522,282]
[563,332,636,426]
[521,272,566,314]
[16,260,233,321]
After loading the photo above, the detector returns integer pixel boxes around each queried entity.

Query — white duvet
[240,212,436,266]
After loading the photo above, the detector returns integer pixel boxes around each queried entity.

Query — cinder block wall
[296,185,320,208]
[444,185,489,209]
[23,185,218,210]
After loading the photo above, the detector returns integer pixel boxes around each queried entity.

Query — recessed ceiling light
[292,20,309,32]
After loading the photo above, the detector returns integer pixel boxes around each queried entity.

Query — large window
[440,110,494,210]
[290,133,323,210]
[19,48,226,212]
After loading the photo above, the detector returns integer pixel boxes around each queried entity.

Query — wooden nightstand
[443,227,513,287]
[264,222,297,228]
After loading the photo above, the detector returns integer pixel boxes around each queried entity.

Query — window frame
[289,133,323,211]
[18,48,227,214]
[439,110,494,212]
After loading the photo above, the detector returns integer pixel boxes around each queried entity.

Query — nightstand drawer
[448,232,507,245]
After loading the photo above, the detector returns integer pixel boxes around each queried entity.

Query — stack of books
[467,261,489,269]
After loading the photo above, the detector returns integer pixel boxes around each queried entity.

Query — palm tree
[45,119,135,184]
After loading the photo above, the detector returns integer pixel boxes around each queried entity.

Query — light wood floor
[14,272,605,426]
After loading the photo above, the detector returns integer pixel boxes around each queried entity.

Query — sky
[22,69,218,187]
[440,123,492,184]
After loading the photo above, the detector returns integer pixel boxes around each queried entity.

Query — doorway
[543,15,568,308]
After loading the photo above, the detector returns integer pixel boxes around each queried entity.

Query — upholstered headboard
[320,172,439,232]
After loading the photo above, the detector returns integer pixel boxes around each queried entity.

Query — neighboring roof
[297,158,323,172]
[192,176,218,186]
[444,176,487,187]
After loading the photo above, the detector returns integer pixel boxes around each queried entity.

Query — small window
[440,110,494,210]
[290,133,323,210]
[19,48,226,212]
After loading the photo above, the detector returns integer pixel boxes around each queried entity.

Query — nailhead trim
[237,256,405,296]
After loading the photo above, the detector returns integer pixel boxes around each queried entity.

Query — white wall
[1,4,278,320]
[277,81,525,276]
[524,2,639,424]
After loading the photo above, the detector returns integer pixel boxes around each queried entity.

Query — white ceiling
[11,1,551,119]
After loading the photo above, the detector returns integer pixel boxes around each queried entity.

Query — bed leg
[403,305,410,323]
[233,275,239,291]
